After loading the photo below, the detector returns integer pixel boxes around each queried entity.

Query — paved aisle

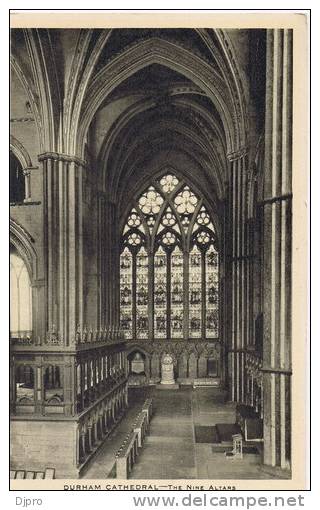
[131,387,196,479]
[131,387,279,480]
[83,386,282,480]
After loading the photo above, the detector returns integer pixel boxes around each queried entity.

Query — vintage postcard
[9,10,309,490]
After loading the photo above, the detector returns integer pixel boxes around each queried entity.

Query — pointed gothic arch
[97,96,227,199]
[10,219,38,282]
[78,36,247,157]
[119,170,219,342]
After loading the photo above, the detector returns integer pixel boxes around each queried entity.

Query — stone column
[22,169,31,202]
[39,152,85,345]
[98,195,106,328]
[80,431,86,462]
[228,150,248,403]
[262,29,292,470]
[103,410,108,433]
[93,420,98,445]
[80,362,85,410]
[125,384,129,407]
[86,426,92,452]
[63,356,76,416]
[222,190,231,392]
[20,165,38,203]
[99,199,120,330]
[148,252,154,340]
[35,361,43,414]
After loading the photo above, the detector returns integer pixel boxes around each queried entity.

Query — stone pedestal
[161,354,175,385]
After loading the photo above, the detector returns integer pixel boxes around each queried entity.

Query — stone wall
[11,420,79,478]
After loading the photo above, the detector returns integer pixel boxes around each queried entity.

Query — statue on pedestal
[161,354,175,385]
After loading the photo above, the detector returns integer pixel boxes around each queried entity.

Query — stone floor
[83,386,286,480]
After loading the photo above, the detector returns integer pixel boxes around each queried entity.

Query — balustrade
[10,325,125,349]
[10,331,34,345]
[11,342,127,418]
[75,325,125,345]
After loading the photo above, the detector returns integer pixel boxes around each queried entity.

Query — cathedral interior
[10,27,292,480]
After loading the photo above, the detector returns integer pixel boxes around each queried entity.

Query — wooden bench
[141,398,153,421]
[116,431,139,478]
[133,412,148,447]
[115,398,153,479]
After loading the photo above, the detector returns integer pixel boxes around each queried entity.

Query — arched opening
[120,171,219,344]
[10,151,25,203]
[15,365,34,403]
[44,365,64,404]
[10,245,32,340]
[127,350,147,386]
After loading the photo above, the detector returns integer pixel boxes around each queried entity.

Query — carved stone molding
[10,117,35,123]
[226,147,248,162]
[38,151,88,168]
[127,340,221,360]
[10,218,38,281]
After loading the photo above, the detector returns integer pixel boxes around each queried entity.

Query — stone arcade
[10,27,293,479]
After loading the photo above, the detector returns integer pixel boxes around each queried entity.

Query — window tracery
[159,173,179,194]
[120,171,219,341]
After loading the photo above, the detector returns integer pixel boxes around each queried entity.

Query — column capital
[22,168,31,177]
[22,166,38,175]
[259,193,293,207]
[38,151,88,168]
[226,147,248,162]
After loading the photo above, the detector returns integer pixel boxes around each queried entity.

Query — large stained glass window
[154,246,167,338]
[119,170,219,341]
[136,246,148,339]
[171,246,183,338]
[120,247,133,338]
[189,245,202,338]
[206,245,219,337]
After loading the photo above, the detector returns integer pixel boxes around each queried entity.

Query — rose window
[174,186,198,214]
[138,186,164,215]
[159,173,179,194]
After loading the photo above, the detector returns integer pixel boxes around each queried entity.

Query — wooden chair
[225,433,243,460]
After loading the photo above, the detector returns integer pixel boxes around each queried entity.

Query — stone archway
[127,348,149,386]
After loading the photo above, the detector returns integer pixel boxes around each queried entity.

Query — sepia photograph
[9,10,308,490]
